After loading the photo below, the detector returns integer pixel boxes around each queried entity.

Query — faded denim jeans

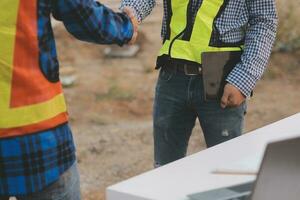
[0,163,81,200]
[153,68,247,167]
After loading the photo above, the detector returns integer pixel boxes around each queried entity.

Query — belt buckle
[183,64,201,76]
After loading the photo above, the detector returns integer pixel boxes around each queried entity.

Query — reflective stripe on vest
[159,0,242,64]
[0,0,68,138]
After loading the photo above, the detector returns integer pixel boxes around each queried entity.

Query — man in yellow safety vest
[121,0,278,166]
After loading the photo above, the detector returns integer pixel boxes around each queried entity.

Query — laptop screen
[250,137,300,200]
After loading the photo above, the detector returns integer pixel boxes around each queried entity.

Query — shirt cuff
[120,0,155,23]
[119,5,141,23]
[226,66,257,97]
[122,14,135,45]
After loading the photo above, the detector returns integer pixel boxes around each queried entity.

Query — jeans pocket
[158,68,174,82]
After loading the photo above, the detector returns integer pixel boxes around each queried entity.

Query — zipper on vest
[168,0,193,58]
[168,30,185,58]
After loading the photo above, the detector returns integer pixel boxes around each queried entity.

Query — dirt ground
[53,1,300,199]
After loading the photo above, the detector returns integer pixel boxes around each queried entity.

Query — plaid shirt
[0,124,75,196]
[121,0,278,97]
[0,0,134,196]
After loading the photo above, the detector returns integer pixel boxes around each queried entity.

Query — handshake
[122,7,139,45]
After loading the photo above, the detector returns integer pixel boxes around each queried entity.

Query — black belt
[157,56,202,76]
[163,62,202,76]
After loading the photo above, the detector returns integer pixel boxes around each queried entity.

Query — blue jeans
[153,68,247,166]
[0,163,81,200]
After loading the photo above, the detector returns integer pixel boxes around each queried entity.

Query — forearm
[51,0,133,45]
[227,0,278,97]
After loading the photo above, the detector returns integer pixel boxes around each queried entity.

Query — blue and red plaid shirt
[0,124,75,196]
[0,0,133,196]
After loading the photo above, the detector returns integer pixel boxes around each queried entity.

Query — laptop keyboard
[228,182,254,193]
[188,181,254,200]
[230,194,251,200]
[226,193,251,200]
[222,182,254,200]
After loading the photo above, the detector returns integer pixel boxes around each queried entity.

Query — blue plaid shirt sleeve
[226,0,278,97]
[51,0,134,46]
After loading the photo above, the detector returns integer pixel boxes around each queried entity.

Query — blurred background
[52,0,300,199]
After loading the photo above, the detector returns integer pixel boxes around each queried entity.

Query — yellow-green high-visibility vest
[158,0,243,65]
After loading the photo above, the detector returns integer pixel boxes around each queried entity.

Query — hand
[123,7,139,45]
[221,83,246,108]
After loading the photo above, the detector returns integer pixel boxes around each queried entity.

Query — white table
[107,113,300,200]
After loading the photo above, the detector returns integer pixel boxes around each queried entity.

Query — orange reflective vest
[0,0,68,138]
